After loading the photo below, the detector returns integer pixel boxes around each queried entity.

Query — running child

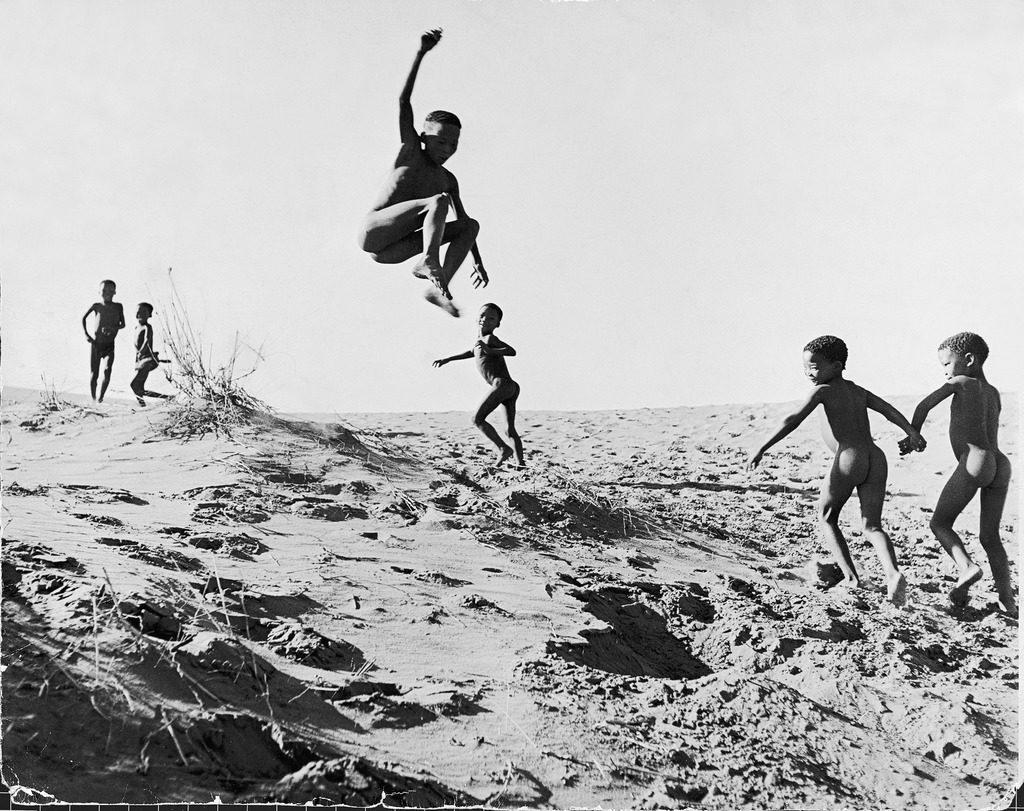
[81,279,125,402]
[901,332,1015,613]
[433,303,524,468]
[130,303,165,406]
[358,28,488,317]
[748,335,925,605]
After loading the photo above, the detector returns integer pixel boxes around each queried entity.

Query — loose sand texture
[1,386,1018,809]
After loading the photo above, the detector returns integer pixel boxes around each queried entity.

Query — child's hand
[747,450,764,471]
[432,358,448,368]
[420,29,442,53]
[471,263,489,289]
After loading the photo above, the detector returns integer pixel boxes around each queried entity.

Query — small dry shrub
[159,270,271,438]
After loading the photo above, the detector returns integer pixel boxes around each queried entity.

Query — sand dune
[1,387,1017,809]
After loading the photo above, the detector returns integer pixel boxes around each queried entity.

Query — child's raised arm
[747,388,823,470]
[398,29,442,144]
[433,348,472,368]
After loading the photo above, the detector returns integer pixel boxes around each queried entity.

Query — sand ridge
[0,387,1018,808]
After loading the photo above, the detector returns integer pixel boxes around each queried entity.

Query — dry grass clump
[18,377,92,431]
[160,270,270,438]
[38,377,75,412]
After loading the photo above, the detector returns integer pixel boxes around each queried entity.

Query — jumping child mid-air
[358,28,488,318]
[748,335,925,605]
[900,332,1015,614]
[81,279,125,402]
[433,303,524,468]
[130,303,167,406]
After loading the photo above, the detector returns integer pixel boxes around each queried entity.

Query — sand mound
[1,389,1017,808]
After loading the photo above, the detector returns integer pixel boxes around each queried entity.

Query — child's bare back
[815,378,877,451]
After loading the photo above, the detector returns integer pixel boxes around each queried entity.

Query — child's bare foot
[412,257,449,297]
[996,588,1017,617]
[424,288,460,317]
[834,574,860,592]
[495,446,514,467]
[886,572,907,607]
[135,396,146,407]
[949,563,983,606]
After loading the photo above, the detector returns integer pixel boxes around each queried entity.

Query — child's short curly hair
[481,302,503,322]
[803,335,848,367]
[425,110,462,129]
[938,331,989,363]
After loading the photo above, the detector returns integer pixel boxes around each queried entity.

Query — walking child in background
[358,28,488,317]
[433,303,525,468]
[748,336,925,605]
[900,332,1015,614]
[81,280,125,402]
[130,303,167,407]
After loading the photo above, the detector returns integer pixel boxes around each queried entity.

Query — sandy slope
[1,387,1018,809]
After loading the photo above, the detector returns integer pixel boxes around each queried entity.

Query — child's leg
[819,450,861,586]
[360,195,449,287]
[131,365,150,397]
[979,452,1014,614]
[930,455,983,605]
[98,353,114,402]
[500,383,525,466]
[856,446,906,605]
[473,382,515,464]
[439,217,480,290]
[89,345,101,399]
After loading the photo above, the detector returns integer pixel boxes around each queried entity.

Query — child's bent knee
[929,515,952,534]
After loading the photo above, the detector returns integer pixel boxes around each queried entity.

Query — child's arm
[138,325,158,362]
[865,391,925,452]
[449,177,487,288]
[81,305,97,341]
[398,29,442,145]
[477,335,515,356]
[432,349,473,368]
[747,389,822,470]
[116,304,126,331]
[899,383,957,455]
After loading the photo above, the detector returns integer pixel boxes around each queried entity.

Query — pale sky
[3,0,1022,414]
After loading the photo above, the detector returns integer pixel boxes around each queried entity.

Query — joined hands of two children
[898,434,927,456]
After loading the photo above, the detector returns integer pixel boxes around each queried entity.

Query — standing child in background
[901,332,1015,614]
[130,303,165,407]
[748,335,925,605]
[433,303,525,468]
[357,28,488,317]
[81,279,125,402]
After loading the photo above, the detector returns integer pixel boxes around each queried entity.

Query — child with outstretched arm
[748,336,925,605]
[357,28,488,318]
[901,332,1015,614]
[433,303,524,468]
[81,279,125,402]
